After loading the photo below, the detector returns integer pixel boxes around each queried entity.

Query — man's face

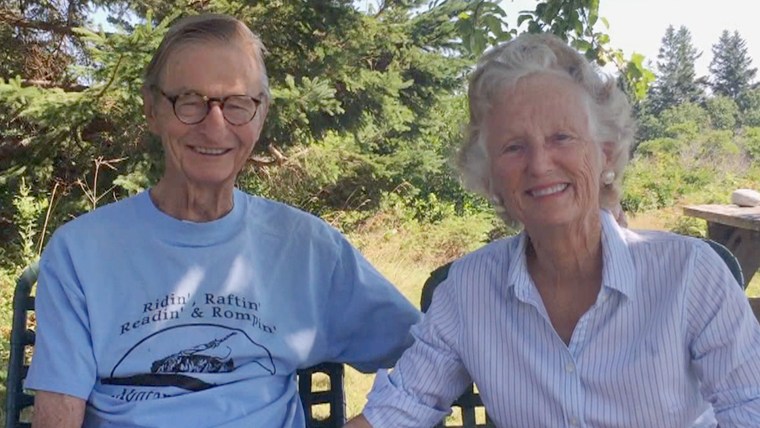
[144,41,268,190]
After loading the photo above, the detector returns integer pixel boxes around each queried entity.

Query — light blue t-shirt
[26,189,421,427]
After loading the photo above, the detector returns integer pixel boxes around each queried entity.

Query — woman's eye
[553,133,573,143]
[503,143,524,154]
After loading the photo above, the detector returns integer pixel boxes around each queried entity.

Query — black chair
[418,238,745,428]
[703,238,745,289]
[5,263,346,428]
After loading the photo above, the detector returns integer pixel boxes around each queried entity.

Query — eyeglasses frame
[154,86,262,126]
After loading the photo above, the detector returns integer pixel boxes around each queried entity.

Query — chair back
[4,264,345,428]
[702,238,745,288]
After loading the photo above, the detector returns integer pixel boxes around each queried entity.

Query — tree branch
[21,79,89,92]
[0,10,77,36]
[248,144,287,167]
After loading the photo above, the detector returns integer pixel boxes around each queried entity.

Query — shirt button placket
[563,357,582,428]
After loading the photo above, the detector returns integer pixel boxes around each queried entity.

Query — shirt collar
[504,209,637,301]
[600,209,637,300]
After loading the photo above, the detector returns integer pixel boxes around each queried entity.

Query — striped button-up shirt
[364,211,760,427]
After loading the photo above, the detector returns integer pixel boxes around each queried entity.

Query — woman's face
[484,72,609,230]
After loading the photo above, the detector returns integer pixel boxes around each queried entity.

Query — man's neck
[150,179,234,222]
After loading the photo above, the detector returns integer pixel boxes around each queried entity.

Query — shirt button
[565,362,575,373]
[569,417,580,426]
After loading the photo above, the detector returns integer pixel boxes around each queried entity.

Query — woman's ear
[601,141,615,170]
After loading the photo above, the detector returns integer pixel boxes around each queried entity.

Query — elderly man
[26,13,420,427]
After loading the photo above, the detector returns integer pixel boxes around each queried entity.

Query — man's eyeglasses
[155,87,262,126]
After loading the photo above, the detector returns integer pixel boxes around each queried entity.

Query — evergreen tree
[709,30,757,104]
[648,25,703,114]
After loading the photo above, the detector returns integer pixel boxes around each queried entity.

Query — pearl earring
[601,170,615,185]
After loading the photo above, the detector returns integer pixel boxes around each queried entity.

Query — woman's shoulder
[623,227,705,252]
[445,234,522,286]
[620,228,725,275]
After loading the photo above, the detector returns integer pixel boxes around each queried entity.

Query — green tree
[740,88,760,126]
[659,102,710,140]
[705,95,739,130]
[709,30,757,104]
[648,25,703,114]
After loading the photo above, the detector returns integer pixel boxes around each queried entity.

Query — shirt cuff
[363,369,450,428]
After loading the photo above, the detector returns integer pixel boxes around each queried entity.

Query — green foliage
[668,216,706,238]
[10,179,48,268]
[622,154,682,212]
[705,95,739,130]
[449,0,513,57]
[625,126,748,214]
[738,127,760,160]
[709,30,757,103]
[738,88,760,126]
[659,102,710,139]
[515,0,653,101]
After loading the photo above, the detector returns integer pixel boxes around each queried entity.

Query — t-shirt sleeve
[363,277,472,427]
[25,232,97,400]
[322,236,421,373]
[686,241,760,424]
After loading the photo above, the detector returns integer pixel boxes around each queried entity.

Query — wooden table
[682,204,760,287]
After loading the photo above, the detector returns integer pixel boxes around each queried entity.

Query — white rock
[731,189,760,207]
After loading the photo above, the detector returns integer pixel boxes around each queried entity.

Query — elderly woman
[346,33,760,427]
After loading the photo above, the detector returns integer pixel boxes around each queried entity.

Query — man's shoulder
[55,192,144,236]
[242,192,345,243]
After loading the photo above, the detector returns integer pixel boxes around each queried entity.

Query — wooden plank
[683,205,760,232]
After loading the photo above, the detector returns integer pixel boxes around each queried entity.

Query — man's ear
[142,86,159,135]
[253,101,270,136]
[258,100,269,133]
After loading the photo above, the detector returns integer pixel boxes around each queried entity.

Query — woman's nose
[526,144,553,175]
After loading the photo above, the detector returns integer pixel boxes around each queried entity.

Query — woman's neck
[150,179,234,222]
[524,211,603,286]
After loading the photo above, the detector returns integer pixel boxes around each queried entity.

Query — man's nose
[201,103,227,128]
